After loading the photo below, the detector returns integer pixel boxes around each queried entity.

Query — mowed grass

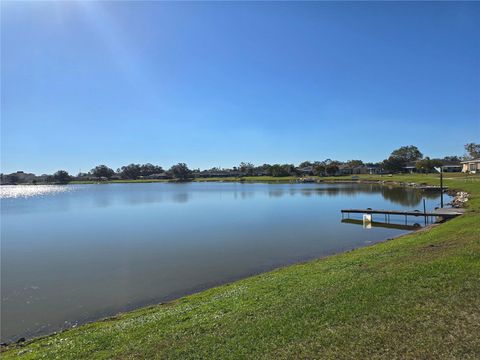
[194,175,299,182]
[70,176,299,184]
[3,174,480,359]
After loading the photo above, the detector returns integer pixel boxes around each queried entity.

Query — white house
[461,158,480,173]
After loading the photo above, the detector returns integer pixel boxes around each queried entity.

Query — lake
[0,182,446,342]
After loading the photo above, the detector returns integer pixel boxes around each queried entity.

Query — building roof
[460,158,480,164]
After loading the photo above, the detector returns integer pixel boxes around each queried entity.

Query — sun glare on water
[0,185,74,199]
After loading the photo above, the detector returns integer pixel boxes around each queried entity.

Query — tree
[443,156,461,163]
[91,165,115,179]
[346,160,364,168]
[382,156,405,172]
[298,161,312,168]
[415,158,442,173]
[3,173,19,184]
[169,163,192,180]
[239,162,255,176]
[382,145,423,173]
[259,164,272,176]
[282,164,297,176]
[53,170,71,184]
[464,143,480,159]
[313,163,326,176]
[119,164,142,179]
[270,164,290,177]
[325,164,339,176]
[390,145,423,163]
[140,163,164,176]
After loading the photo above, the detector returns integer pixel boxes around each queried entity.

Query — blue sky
[2,1,479,174]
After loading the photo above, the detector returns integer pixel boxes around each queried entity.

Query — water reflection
[0,185,74,199]
[172,193,189,203]
[268,189,285,198]
[258,184,438,207]
[233,190,255,200]
[379,186,438,207]
[0,183,440,211]
[341,219,422,231]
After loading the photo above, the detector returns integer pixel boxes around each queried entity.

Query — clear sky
[2,1,479,174]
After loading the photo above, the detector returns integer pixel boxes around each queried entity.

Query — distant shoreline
[1,173,473,190]
[21,173,468,185]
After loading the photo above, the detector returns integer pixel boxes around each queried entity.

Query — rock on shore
[450,192,469,208]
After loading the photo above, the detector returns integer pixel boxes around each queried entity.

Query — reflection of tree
[233,190,255,200]
[422,191,441,200]
[268,190,285,198]
[172,193,189,203]
[240,191,254,199]
[262,184,439,207]
[324,187,341,196]
[300,189,315,197]
[380,186,423,207]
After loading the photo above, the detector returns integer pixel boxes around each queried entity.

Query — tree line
[85,163,193,181]
[1,143,479,185]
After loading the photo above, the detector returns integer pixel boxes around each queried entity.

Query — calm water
[1,182,445,341]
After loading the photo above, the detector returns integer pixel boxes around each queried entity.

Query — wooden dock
[341,208,464,224]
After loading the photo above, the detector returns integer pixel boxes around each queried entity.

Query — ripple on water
[0,185,74,199]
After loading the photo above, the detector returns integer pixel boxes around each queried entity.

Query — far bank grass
[70,176,298,184]
[195,172,478,186]
[70,172,478,185]
[3,174,480,359]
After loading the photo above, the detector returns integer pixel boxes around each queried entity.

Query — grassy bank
[70,176,299,184]
[69,172,477,184]
[195,175,299,182]
[3,174,480,359]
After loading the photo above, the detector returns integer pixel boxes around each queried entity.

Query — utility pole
[434,165,445,208]
[440,166,444,208]
[423,198,427,225]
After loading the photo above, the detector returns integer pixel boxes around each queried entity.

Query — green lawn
[194,175,299,182]
[68,172,476,185]
[3,174,480,359]
[70,176,299,184]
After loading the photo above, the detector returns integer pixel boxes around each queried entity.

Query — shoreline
[2,174,478,358]
[1,178,464,344]
[2,171,476,190]
[0,180,466,343]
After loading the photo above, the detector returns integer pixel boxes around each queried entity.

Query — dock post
[440,167,444,208]
[423,199,427,226]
